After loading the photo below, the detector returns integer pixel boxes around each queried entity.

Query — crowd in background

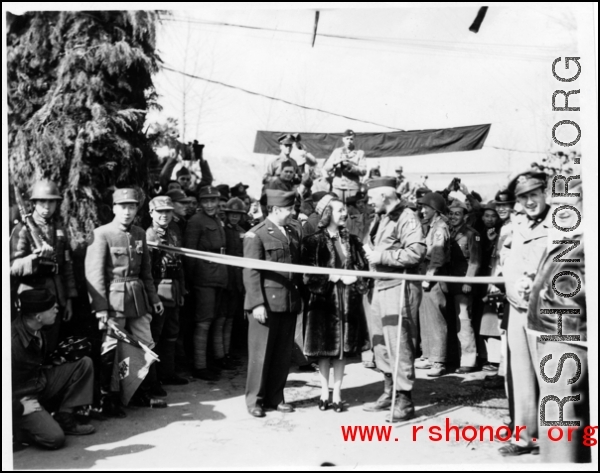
[10,131,588,462]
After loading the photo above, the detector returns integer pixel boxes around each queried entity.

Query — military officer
[415,192,450,377]
[166,188,193,238]
[146,196,189,388]
[243,189,302,418]
[264,134,301,183]
[444,199,481,374]
[497,171,551,456]
[183,185,228,381]
[362,177,426,422]
[323,130,367,200]
[10,179,78,354]
[85,188,165,410]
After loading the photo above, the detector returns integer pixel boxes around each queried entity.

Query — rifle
[13,184,58,273]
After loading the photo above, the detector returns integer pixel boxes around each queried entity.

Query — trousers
[245,311,296,410]
[418,282,448,363]
[14,357,94,449]
[370,281,421,392]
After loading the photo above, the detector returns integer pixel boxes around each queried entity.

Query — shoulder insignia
[408,218,418,231]
[245,232,256,239]
[475,235,480,242]
[435,231,443,241]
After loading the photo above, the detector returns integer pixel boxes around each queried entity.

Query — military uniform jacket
[323,147,366,191]
[368,203,426,289]
[85,219,159,318]
[224,222,245,291]
[146,224,186,307]
[420,214,450,275]
[446,222,481,278]
[243,217,302,313]
[183,211,228,288]
[503,209,552,310]
[10,216,77,306]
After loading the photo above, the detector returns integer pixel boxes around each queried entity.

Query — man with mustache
[497,171,551,456]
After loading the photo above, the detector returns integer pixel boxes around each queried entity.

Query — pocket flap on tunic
[110,247,128,256]
[264,242,284,251]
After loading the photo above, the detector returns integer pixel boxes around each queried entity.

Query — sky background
[146,4,585,199]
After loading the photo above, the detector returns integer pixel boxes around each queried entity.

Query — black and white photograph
[3,3,598,469]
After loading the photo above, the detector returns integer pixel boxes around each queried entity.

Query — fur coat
[301,229,371,358]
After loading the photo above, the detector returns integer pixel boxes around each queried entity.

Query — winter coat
[301,229,370,358]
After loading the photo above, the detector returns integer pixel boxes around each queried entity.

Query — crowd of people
[10,131,588,463]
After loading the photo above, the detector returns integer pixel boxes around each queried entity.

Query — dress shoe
[498,443,539,456]
[332,402,344,413]
[426,362,447,377]
[192,368,220,381]
[455,366,478,374]
[482,362,499,372]
[275,403,295,413]
[362,361,376,369]
[414,358,433,369]
[318,399,330,411]
[386,391,415,423]
[249,406,265,418]
[161,374,190,385]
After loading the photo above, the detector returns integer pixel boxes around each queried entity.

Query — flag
[107,321,159,406]
[253,124,491,158]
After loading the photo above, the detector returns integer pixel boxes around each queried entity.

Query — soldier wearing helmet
[414,192,450,377]
[10,179,77,354]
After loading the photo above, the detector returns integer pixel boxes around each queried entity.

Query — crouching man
[12,289,95,449]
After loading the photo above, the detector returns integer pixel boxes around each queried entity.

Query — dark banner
[253,124,491,158]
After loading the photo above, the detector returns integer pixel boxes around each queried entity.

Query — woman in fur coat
[301,195,370,412]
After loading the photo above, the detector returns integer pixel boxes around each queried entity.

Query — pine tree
[8,11,162,248]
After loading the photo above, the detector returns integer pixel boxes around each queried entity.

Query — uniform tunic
[243,217,301,410]
[367,203,426,392]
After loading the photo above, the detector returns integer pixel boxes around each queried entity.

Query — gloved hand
[329,274,341,283]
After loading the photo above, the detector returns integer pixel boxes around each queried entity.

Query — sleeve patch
[475,235,480,241]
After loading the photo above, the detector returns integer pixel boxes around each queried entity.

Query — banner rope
[147,241,504,285]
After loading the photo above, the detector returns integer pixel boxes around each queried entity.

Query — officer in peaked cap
[265,134,301,183]
[85,187,165,411]
[183,184,228,381]
[243,189,301,418]
[166,189,192,236]
[497,169,552,456]
[10,179,77,354]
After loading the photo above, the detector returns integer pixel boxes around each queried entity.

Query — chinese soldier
[10,179,77,354]
[85,188,165,410]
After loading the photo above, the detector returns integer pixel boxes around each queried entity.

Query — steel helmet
[419,192,446,214]
[29,180,62,201]
[224,197,247,213]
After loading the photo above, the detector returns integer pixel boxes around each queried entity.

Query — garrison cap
[198,185,221,200]
[113,188,139,204]
[266,189,296,207]
[482,200,499,213]
[511,171,548,197]
[167,189,192,203]
[366,177,397,190]
[149,196,174,211]
[19,289,56,314]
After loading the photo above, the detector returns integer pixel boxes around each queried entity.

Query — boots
[363,373,393,412]
[386,391,415,422]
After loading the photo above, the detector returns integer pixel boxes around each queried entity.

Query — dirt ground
[10,352,550,470]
